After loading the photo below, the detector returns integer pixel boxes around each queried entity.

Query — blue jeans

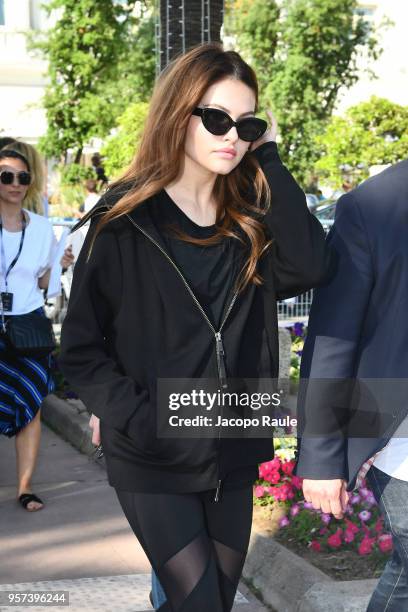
[366,465,408,611]
[151,570,167,609]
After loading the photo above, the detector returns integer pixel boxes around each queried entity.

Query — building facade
[0,0,52,142]
[336,0,408,111]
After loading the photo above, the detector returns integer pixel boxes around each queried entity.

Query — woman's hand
[249,110,278,152]
[89,413,101,446]
[61,246,75,269]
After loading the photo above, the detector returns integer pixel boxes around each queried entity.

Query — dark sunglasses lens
[237,118,268,142]
[19,172,31,186]
[0,171,14,185]
[203,109,232,135]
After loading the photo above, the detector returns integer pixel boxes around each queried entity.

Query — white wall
[0,0,51,142]
[336,0,408,112]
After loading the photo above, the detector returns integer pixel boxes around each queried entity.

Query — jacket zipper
[125,214,239,502]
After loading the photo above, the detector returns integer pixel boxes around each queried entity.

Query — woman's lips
[215,149,237,159]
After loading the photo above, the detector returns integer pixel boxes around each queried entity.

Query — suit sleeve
[252,141,332,299]
[59,218,149,431]
[294,191,374,481]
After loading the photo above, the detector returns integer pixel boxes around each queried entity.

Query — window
[0,0,5,26]
[355,4,376,19]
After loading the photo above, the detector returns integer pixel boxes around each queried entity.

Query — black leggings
[115,485,254,612]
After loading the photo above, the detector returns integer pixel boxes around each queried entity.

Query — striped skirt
[0,321,55,438]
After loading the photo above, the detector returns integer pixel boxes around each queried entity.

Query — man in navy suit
[294,159,408,610]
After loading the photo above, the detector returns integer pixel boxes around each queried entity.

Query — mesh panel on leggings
[212,538,245,586]
[157,529,210,610]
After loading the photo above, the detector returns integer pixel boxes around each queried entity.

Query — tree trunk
[158,0,224,72]
[74,147,83,165]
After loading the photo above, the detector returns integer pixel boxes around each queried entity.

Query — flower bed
[253,438,392,579]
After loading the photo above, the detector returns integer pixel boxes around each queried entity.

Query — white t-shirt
[373,416,408,481]
[84,192,100,213]
[0,210,57,315]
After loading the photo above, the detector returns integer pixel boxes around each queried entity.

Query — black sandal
[18,493,44,511]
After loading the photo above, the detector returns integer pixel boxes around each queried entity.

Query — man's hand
[89,414,101,446]
[302,478,350,519]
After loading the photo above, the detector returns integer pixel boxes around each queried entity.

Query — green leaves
[101,101,149,178]
[230,0,380,186]
[316,97,408,187]
[31,0,154,160]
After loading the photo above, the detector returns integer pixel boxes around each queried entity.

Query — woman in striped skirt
[0,148,73,511]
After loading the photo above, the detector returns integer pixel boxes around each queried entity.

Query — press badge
[0,292,13,312]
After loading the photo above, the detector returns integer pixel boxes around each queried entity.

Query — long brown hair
[91,42,272,293]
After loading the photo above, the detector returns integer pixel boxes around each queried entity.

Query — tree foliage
[315,97,408,188]
[31,0,154,161]
[101,101,149,179]
[229,0,381,185]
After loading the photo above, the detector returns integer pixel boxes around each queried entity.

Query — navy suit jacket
[294,159,408,491]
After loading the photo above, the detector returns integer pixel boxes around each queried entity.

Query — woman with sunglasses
[0,149,72,512]
[2,141,47,216]
[60,43,330,611]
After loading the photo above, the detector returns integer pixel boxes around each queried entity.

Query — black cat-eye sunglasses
[192,107,268,142]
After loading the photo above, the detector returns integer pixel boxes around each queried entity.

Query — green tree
[31,0,142,162]
[101,101,149,179]
[315,97,408,188]
[229,0,381,185]
[100,8,156,120]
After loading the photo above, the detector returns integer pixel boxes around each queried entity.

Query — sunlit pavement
[0,422,269,611]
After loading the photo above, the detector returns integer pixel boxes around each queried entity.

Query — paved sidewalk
[0,424,269,612]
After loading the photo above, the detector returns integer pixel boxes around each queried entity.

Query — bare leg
[15,410,43,511]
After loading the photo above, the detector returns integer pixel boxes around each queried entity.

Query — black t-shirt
[153,189,259,490]
[155,189,243,329]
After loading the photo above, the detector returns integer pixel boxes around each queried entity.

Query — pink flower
[374,518,384,533]
[303,501,315,510]
[327,529,343,548]
[319,527,328,535]
[267,486,278,498]
[345,520,359,534]
[259,459,282,483]
[321,513,331,525]
[270,457,282,470]
[310,540,321,552]
[254,485,265,498]
[350,494,361,505]
[279,516,290,528]
[359,510,372,522]
[378,534,393,553]
[359,487,370,499]
[290,504,300,517]
[344,530,355,543]
[365,492,377,506]
[291,475,303,490]
[271,483,294,502]
[358,536,376,556]
[282,460,296,475]
[264,470,281,484]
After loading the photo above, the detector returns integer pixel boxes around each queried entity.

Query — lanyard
[0,211,26,293]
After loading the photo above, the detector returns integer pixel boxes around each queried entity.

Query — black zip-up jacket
[59,142,331,494]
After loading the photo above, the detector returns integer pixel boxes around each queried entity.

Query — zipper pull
[215,332,228,389]
[214,479,223,502]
